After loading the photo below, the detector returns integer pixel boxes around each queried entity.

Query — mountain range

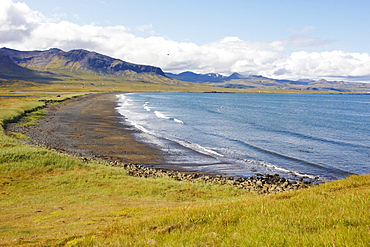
[0,47,369,92]
[165,71,314,84]
[0,47,165,77]
[165,71,370,92]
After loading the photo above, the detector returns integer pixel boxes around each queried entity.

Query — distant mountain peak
[164,70,370,92]
[165,71,228,83]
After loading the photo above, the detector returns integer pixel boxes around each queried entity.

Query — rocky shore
[103,161,315,194]
[6,93,316,194]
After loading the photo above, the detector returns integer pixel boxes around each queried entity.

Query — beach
[5,93,318,193]
[7,93,164,165]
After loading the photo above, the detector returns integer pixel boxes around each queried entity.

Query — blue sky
[1,0,370,81]
[21,0,370,51]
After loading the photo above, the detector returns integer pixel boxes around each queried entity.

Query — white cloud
[135,23,158,36]
[220,36,242,43]
[281,51,370,80]
[0,0,44,42]
[0,0,370,82]
[286,26,316,36]
[136,24,152,32]
[282,26,334,49]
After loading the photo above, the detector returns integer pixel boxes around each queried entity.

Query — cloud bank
[1,0,370,82]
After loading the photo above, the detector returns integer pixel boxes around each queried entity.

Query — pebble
[107,161,317,195]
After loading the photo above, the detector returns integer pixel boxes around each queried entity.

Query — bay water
[116,92,370,181]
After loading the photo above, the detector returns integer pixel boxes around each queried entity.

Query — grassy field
[0,80,369,246]
[1,68,338,94]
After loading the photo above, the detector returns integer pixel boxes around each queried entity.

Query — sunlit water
[116,92,370,181]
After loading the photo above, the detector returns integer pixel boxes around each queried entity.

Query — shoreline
[7,93,164,165]
[6,93,316,194]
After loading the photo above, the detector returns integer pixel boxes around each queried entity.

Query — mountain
[0,48,166,77]
[0,54,59,84]
[1,47,369,92]
[0,54,37,79]
[165,71,280,84]
[165,71,227,83]
[165,71,370,92]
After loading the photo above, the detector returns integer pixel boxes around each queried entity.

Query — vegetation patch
[7,131,30,140]
[18,114,45,126]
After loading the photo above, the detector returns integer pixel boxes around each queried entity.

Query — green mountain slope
[0,48,222,92]
[0,54,38,79]
[0,48,165,77]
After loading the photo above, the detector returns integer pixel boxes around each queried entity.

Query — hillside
[0,48,202,92]
[0,47,166,77]
[0,54,36,78]
[0,49,223,93]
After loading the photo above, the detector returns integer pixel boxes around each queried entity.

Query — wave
[274,128,370,150]
[115,92,367,180]
[187,141,225,157]
[229,112,369,150]
[143,102,151,112]
[243,159,317,179]
[159,134,322,179]
[153,110,167,119]
[196,129,354,179]
[174,118,184,124]
[115,94,132,108]
[153,110,184,124]
[166,135,322,179]
[227,136,353,178]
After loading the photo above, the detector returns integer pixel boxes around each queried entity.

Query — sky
[1,0,370,82]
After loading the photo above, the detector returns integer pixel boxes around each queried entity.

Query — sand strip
[8,93,163,165]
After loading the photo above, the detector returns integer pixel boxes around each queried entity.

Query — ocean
[116,92,370,181]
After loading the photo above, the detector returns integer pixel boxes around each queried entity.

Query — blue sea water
[116,92,370,181]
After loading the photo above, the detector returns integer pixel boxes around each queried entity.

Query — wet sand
[8,93,164,165]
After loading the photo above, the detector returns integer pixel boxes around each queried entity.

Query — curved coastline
[7,93,164,165]
[6,93,316,194]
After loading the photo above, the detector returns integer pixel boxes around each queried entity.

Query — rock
[256,180,263,187]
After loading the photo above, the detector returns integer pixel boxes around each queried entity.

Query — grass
[1,68,325,94]
[0,84,369,246]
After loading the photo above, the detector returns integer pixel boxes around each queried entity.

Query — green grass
[0,90,369,246]
[1,68,314,94]
[6,131,30,140]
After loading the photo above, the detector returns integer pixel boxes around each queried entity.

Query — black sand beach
[7,93,164,165]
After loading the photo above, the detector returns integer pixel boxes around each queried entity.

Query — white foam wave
[153,110,184,124]
[143,102,151,111]
[154,110,168,119]
[244,159,316,179]
[115,94,133,108]
[131,122,155,136]
[174,118,184,124]
[173,139,225,157]
[195,143,225,157]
